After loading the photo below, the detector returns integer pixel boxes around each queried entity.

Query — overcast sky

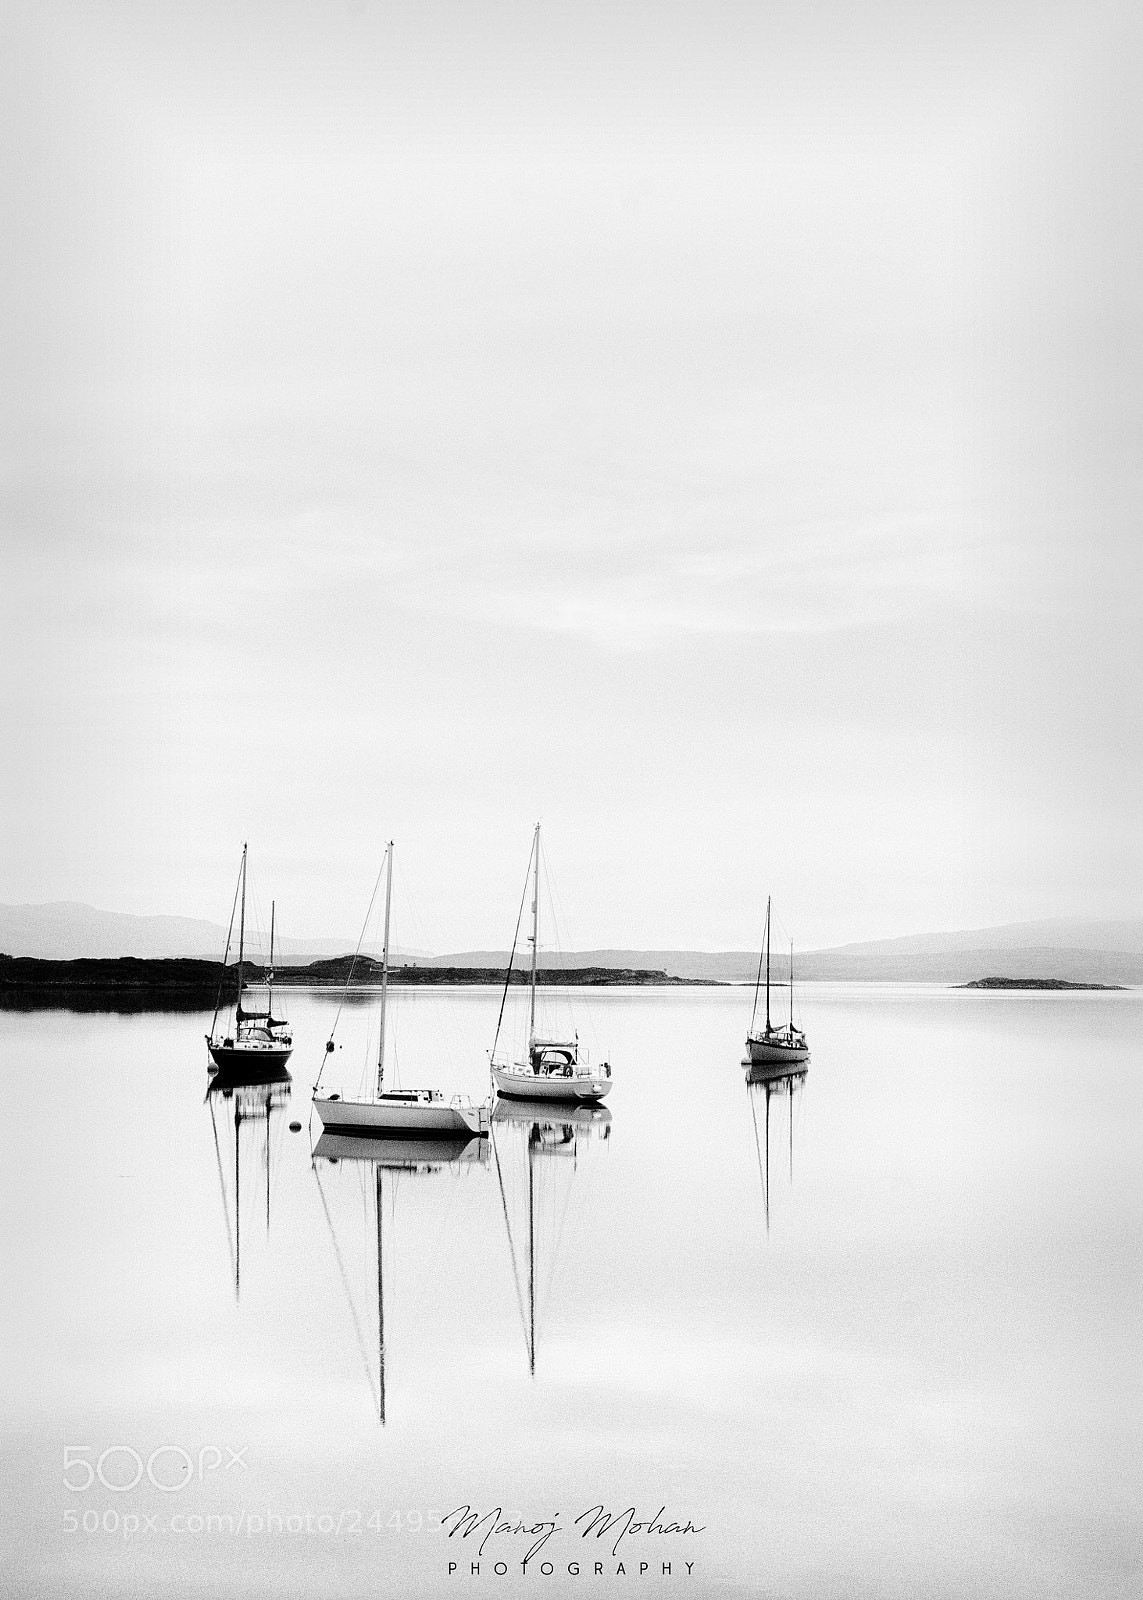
[2,1,1141,951]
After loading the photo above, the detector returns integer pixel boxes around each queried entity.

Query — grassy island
[270,955,702,988]
[0,955,238,1011]
[956,976,1127,991]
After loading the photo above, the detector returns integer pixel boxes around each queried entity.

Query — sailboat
[312,842,490,1138]
[745,896,809,1065]
[490,823,613,1104]
[312,1128,489,1422]
[206,844,293,1072]
[491,1097,611,1375]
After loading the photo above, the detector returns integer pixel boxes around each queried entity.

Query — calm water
[1,985,1140,1598]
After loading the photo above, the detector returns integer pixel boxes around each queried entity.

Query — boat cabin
[529,1038,581,1075]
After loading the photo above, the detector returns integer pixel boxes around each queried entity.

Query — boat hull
[745,1035,809,1065]
[208,1039,293,1073]
[492,1063,613,1103]
[313,1094,489,1138]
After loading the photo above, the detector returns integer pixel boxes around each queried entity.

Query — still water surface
[1,985,1140,1597]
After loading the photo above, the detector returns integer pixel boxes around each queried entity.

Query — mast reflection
[744,1062,807,1233]
[206,1065,292,1299]
[491,1099,611,1377]
[312,1130,489,1424]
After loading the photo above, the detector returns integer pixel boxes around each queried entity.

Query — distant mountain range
[415,934,1143,986]
[1,901,1140,984]
[0,901,382,964]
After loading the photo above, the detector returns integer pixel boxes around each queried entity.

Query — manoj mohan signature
[442,1505,706,1565]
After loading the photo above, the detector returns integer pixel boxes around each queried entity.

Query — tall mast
[236,843,247,1012]
[376,843,394,1098]
[268,900,275,1019]
[789,939,794,1033]
[528,823,540,1047]
[764,896,771,1033]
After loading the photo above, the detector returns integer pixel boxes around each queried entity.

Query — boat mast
[268,900,275,1019]
[376,842,394,1098]
[789,939,793,1034]
[236,843,247,1015]
[764,895,771,1033]
[528,823,540,1048]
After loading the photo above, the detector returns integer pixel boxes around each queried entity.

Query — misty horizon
[5,894,1143,968]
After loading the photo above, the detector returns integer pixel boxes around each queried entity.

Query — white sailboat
[745,896,809,1065]
[313,842,490,1139]
[207,844,293,1072]
[490,823,613,1104]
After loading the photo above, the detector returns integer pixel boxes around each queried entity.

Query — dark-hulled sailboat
[745,896,809,1066]
[206,843,293,1073]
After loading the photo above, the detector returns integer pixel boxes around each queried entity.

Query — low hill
[414,941,1143,985]
[274,956,697,987]
[0,955,236,1012]
[0,901,384,963]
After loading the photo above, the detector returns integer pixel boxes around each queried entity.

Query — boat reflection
[743,1063,807,1233]
[311,1130,488,1423]
[206,1065,292,1298]
[491,1098,612,1376]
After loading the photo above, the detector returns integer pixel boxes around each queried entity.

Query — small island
[265,956,706,988]
[0,955,240,1011]
[956,976,1127,991]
